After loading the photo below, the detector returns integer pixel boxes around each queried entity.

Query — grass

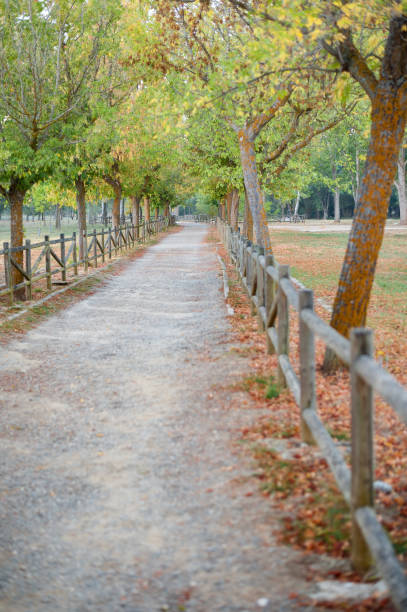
[0,216,107,245]
[242,374,281,399]
[270,228,407,366]
[271,229,407,299]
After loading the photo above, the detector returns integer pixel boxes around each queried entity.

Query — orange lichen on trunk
[329,85,407,338]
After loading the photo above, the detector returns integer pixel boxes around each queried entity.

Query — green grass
[0,217,106,245]
[271,228,407,300]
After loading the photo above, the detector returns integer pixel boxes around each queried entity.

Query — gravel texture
[0,223,321,611]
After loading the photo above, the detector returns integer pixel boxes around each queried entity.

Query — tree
[0,0,120,297]
[394,144,407,225]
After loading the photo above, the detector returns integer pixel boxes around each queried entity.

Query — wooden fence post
[256,246,265,330]
[351,328,374,572]
[265,254,275,354]
[83,230,88,272]
[101,229,105,263]
[45,235,52,290]
[4,242,13,305]
[299,289,316,444]
[277,264,290,388]
[108,227,112,259]
[25,239,32,300]
[60,234,66,282]
[72,232,78,275]
[93,229,97,267]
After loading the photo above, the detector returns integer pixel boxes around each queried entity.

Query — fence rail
[1,217,170,304]
[218,218,407,611]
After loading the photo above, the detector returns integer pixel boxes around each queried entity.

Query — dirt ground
[1,223,347,612]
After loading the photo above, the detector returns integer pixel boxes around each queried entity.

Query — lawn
[269,228,407,379]
[0,217,105,245]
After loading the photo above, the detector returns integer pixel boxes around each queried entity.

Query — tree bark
[238,128,272,253]
[294,191,301,216]
[324,83,407,369]
[230,188,239,231]
[331,164,340,223]
[334,186,340,223]
[164,203,170,218]
[131,195,141,238]
[9,184,26,300]
[104,174,121,227]
[395,145,407,224]
[75,176,86,261]
[143,196,150,222]
[155,207,159,219]
[102,200,108,226]
[226,191,232,224]
[243,186,254,241]
[112,187,121,227]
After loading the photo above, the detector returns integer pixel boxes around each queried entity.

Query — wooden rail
[218,219,407,611]
[1,218,170,304]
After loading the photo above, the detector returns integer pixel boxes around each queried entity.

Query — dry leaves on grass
[213,228,407,577]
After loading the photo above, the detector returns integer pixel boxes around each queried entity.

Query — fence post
[277,264,289,388]
[114,226,118,255]
[45,235,52,290]
[83,230,88,272]
[101,229,105,263]
[256,246,265,331]
[60,234,66,282]
[108,227,112,259]
[350,328,374,572]
[265,254,275,354]
[93,229,97,268]
[25,239,32,300]
[72,232,78,275]
[299,289,316,444]
[4,242,13,306]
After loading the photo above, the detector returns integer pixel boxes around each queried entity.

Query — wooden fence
[218,218,407,611]
[1,217,170,304]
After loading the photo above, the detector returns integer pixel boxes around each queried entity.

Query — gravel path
[0,224,318,611]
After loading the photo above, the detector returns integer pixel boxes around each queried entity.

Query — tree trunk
[164,203,170,218]
[75,176,86,261]
[55,205,61,230]
[324,84,407,370]
[230,188,239,231]
[243,186,254,241]
[334,186,340,223]
[226,191,232,224]
[102,200,108,226]
[238,129,272,253]
[144,196,150,222]
[332,165,340,223]
[219,198,225,221]
[395,145,407,224]
[9,185,26,300]
[155,207,159,219]
[131,195,141,238]
[112,185,121,227]
[294,191,300,216]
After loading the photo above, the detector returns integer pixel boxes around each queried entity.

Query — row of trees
[1,1,407,358]
[145,0,407,368]
[0,0,188,298]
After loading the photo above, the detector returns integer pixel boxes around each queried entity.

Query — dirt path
[1,224,321,611]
